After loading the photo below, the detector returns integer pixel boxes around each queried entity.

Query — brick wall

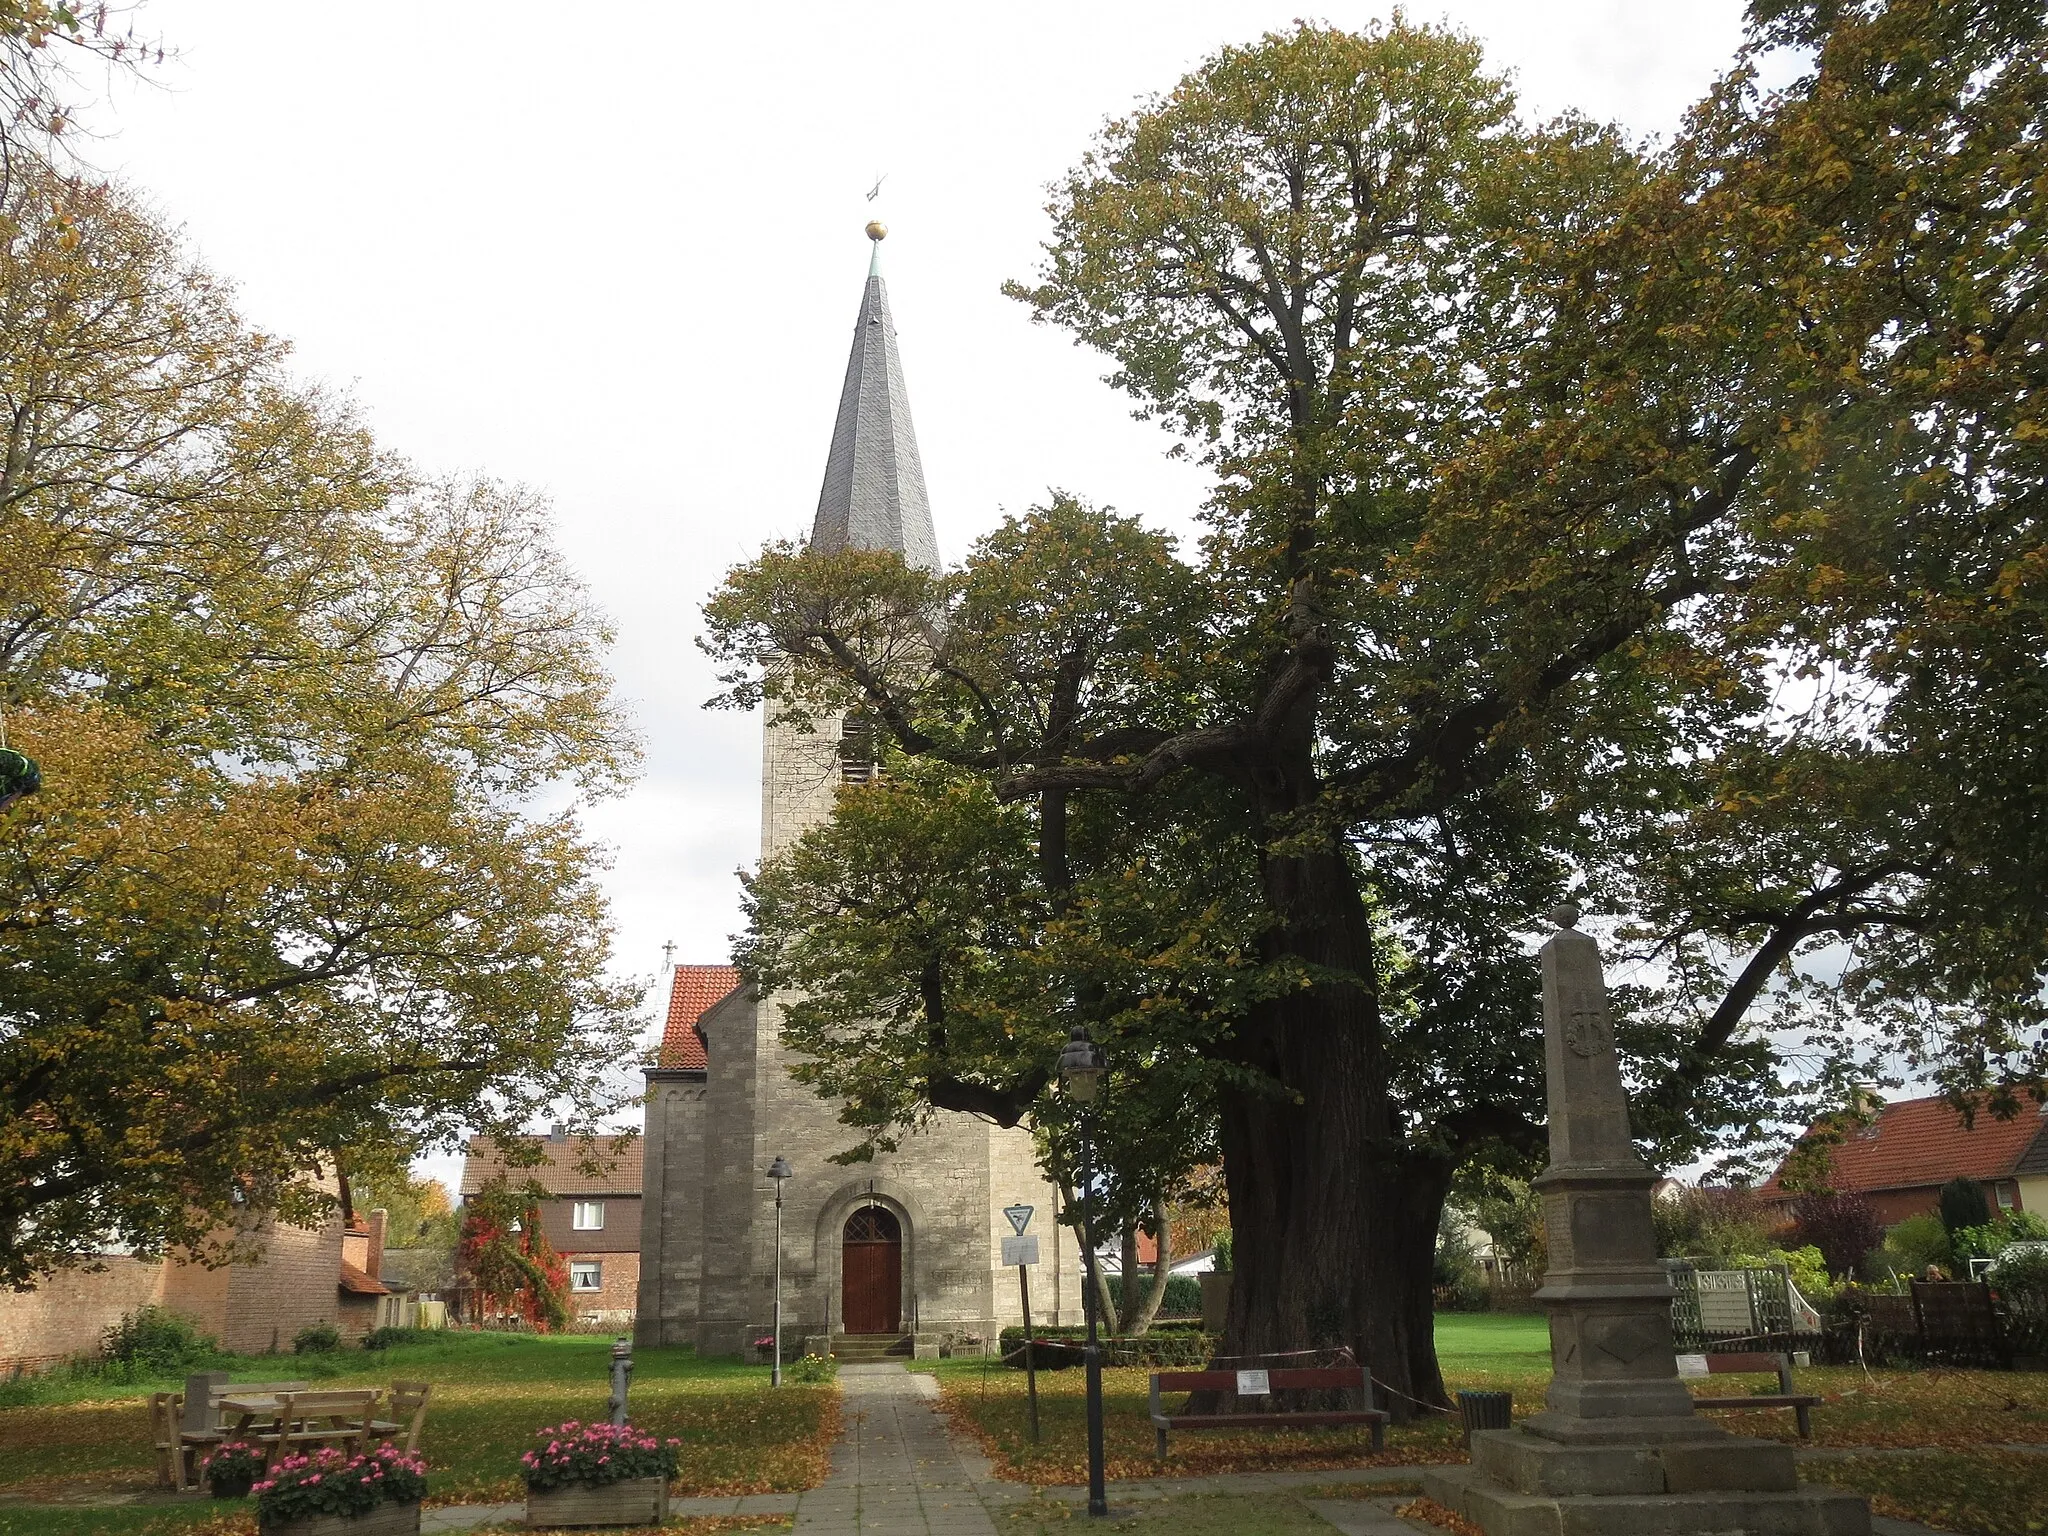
[567,1250,640,1325]
[0,1255,166,1373]
[212,1212,345,1355]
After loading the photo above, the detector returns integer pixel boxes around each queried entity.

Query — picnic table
[220,1389,382,1467]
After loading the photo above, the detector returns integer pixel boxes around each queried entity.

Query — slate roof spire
[809,222,940,573]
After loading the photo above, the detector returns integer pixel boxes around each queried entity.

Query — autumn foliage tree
[712,1,2048,1412]
[458,1178,569,1332]
[0,160,641,1285]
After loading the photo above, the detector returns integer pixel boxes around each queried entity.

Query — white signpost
[1005,1204,1041,1441]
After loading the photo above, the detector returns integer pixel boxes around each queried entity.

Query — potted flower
[252,1444,428,1536]
[521,1420,681,1529]
[201,1440,267,1499]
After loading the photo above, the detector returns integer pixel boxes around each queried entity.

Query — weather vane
[866,173,887,203]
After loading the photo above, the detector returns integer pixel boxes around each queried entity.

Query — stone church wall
[635,1064,708,1347]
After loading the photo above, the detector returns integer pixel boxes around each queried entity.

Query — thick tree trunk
[1214,738,1455,1421]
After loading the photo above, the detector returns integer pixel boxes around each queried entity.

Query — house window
[570,1261,603,1292]
[572,1201,606,1231]
[1997,1183,2018,1211]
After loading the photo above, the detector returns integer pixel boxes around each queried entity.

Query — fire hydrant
[608,1336,633,1427]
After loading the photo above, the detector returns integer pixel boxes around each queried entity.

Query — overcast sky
[83,1,1757,1191]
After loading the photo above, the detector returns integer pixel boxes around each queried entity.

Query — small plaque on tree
[1235,1369,1270,1396]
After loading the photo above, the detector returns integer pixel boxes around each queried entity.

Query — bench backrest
[1701,1352,1788,1375]
[280,1389,380,1420]
[1152,1366,1367,1394]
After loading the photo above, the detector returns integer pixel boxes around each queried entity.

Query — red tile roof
[460,1133,643,1197]
[1762,1093,2048,1198]
[660,964,739,1070]
[338,1259,389,1296]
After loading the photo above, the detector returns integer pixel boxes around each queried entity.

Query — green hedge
[996,1324,1217,1369]
[1104,1273,1203,1318]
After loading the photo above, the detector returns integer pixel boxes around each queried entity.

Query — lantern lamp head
[1058,1026,1107,1104]
[767,1155,793,1181]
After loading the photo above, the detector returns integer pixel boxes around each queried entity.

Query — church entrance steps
[832,1331,911,1363]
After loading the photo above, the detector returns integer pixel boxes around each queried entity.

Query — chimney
[550,1122,566,1141]
[367,1208,388,1284]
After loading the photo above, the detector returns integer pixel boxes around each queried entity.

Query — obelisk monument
[1426,905,1869,1533]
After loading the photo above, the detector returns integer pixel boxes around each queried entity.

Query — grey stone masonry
[1425,905,1870,1535]
[810,229,940,574]
[634,236,1080,1356]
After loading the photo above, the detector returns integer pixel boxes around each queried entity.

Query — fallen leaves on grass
[1799,1448,2048,1536]
[1690,1368,2048,1449]
[938,1366,1465,1484]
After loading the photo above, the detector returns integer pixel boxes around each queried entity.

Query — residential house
[1760,1092,2048,1224]
[460,1128,643,1329]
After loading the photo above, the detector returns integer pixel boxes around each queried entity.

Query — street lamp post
[1058,1026,1109,1519]
[767,1156,793,1387]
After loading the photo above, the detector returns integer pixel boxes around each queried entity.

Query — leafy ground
[936,1312,2048,1535]
[0,1333,836,1536]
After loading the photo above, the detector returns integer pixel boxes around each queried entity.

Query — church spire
[809,222,940,573]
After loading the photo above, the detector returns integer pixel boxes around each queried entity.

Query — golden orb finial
[865,220,888,242]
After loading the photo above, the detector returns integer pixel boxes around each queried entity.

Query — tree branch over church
[711,8,2048,1405]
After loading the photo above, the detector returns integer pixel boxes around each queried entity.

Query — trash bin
[1457,1389,1513,1445]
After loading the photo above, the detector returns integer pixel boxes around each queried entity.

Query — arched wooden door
[841,1206,902,1334]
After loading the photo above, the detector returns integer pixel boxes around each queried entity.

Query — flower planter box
[258,1502,421,1536]
[523,1478,669,1529]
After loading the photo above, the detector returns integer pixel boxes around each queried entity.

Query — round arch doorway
[841,1206,902,1335]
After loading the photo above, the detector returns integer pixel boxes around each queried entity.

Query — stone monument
[1426,905,1869,1534]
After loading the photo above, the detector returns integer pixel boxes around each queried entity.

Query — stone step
[832,1333,911,1362]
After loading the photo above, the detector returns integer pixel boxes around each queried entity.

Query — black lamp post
[767,1155,793,1386]
[1058,1025,1109,1519]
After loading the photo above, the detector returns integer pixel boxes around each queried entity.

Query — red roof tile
[460,1133,643,1197]
[1762,1093,2048,1198]
[338,1259,389,1296]
[660,964,739,1070]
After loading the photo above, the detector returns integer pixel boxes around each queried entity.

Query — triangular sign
[1003,1203,1033,1236]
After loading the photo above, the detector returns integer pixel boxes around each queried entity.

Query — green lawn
[936,1311,2048,1536]
[0,1333,837,1536]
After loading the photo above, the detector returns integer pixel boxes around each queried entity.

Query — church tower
[637,226,1079,1356]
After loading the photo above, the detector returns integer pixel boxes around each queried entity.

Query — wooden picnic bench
[1149,1366,1388,1460]
[364,1380,432,1455]
[220,1389,383,1468]
[150,1380,315,1489]
[1678,1350,1821,1439]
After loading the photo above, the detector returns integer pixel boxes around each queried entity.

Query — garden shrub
[996,1324,1216,1369]
[1938,1177,1991,1237]
[362,1325,432,1351]
[1789,1192,1884,1279]
[787,1352,838,1383]
[1883,1212,1953,1277]
[101,1306,221,1373]
[292,1320,342,1354]
[1104,1273,1203,1318]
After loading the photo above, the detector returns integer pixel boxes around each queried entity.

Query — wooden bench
[221,1389,383,1468]
[1678,1351,1821,1438]
[1149,1366,1388,1460]
[365,1380,432,1455]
